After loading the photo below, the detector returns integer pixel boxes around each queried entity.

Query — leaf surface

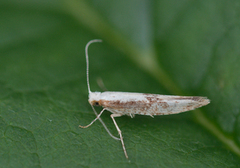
[0,0,240,167]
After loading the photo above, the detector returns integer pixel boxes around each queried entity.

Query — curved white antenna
[85,39,102,93]
[84,39,120,141]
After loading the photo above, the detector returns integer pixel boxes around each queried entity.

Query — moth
[80,39,210,159]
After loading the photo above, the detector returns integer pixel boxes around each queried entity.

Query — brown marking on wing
[159,102,169,109]
[145,96,163,103]
[100,94,171,114]
[173,96,206,102]
[102,99,152,115]
[191,97,202,101]
[145,95,169,109]
[101,100,148,109]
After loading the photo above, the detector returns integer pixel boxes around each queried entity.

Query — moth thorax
[88,92,102,106]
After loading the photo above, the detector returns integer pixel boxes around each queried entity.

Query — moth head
[88,92,101,106]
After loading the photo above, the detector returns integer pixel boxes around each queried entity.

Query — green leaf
[0,0,240,167]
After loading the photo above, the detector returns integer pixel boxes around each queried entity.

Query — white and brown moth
[80,39,210,159]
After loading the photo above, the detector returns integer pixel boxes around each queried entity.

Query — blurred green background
[0,0,240,167]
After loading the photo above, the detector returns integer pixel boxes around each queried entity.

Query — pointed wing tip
[196,97,210,107]
[202,97,210,105]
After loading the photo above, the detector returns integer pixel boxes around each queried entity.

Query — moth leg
[79,108,107,128]
[149,114,154,118]
[90,105,120,140]
[110,114,129,159]
[129,113,135,118]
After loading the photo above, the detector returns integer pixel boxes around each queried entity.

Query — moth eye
[94,102,99,106]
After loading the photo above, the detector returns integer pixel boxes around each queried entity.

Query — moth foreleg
[79,108,106,128]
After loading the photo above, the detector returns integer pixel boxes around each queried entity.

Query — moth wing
[98,92,210,116]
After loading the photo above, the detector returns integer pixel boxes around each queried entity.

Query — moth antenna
[97,77,108,91]
[85,39,120,140]
[85,39,102,93]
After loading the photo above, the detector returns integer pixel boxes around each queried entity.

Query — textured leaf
[0,0,240,167]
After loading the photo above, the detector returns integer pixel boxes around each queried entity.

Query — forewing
[99,92,210,116]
